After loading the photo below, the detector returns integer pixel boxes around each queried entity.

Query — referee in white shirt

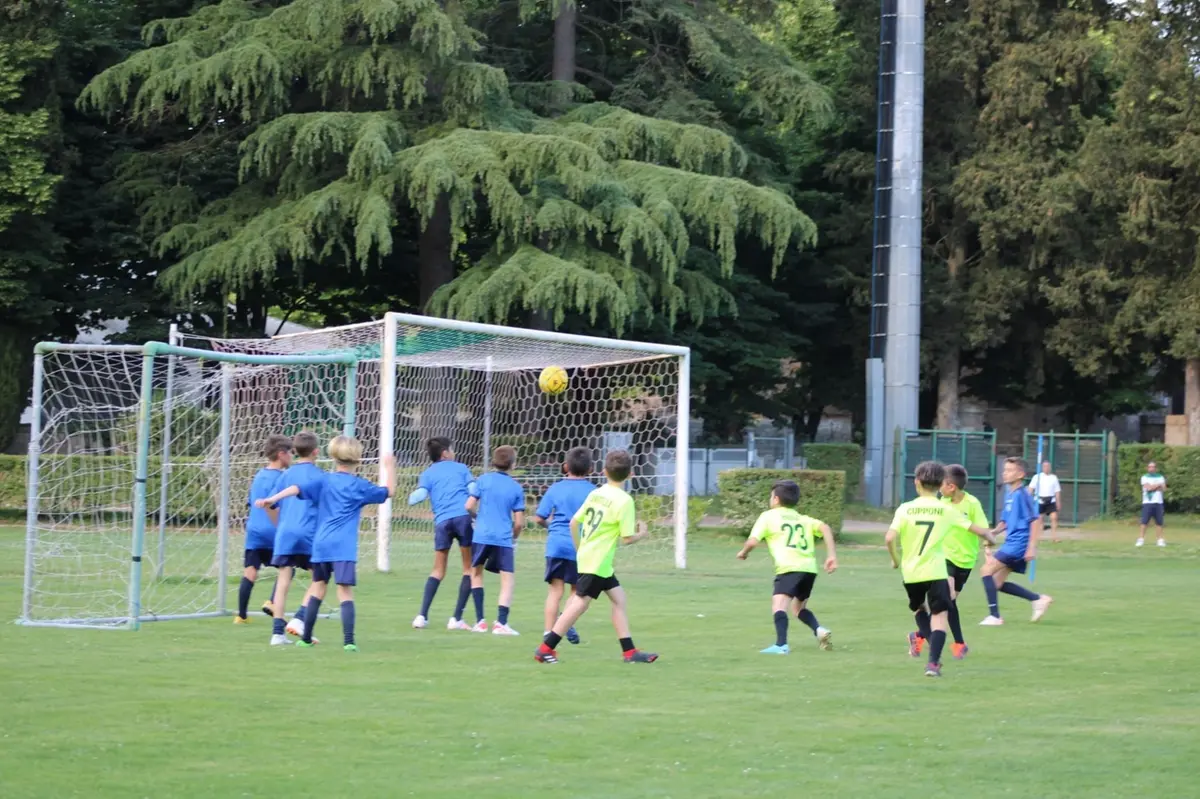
[1028,461,1062,542]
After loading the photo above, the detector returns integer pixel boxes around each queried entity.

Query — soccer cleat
[470,620,489,633]
[760,644,790,655]
[817,629,833,651]
[284,618,319,643]
[624,650,659,663]
[1157,538,1166,547]
[566,626,581,645]
[925,662,942,678]
[1031,595,1053,622]
[534,645,558,664]
[491,623,520,636]
[1135,537,1145,547]
[412,615,428,629]
[260,601,274,618]
[979,615,1004,626]
[343,644,358,653]
[270,634,291,646]
[296,640,316,649]
[951,643,968,660]
[907,632,925,658]
[233,615,251,625]
[447,617,471,631]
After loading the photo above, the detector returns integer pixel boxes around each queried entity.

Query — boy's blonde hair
[328,435,364,465]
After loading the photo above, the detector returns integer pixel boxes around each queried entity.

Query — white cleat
[471,620,489,633]
[491,623,520,636]
[816,628,833,651]
[1135,537,1145,547]
[447,617,470,631]
[979,616,1005,626]
[270,634,292,646]
[1031,595,1053,622]
[412,615,428,629]
[1157,538,1166,547]
[285,617,304,637]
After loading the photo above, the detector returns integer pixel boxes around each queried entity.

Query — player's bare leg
[492,570,519,635]
[544,578,565,634]
[606,586,656,663]
[269,566,293,645]
[535,594,590,662]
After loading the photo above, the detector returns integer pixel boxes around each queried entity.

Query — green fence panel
[898,429,998,521]
[1022,431,1109,526]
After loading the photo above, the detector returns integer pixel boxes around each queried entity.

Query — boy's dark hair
[1005,456,1029,477]
[564,446,591,477]
[492,445,517,471]
[293,431,319,458]
[914,460,945,490]
[604,449,633,482]
[264,434,292,460]
[772,480,800,508]
[427,437,452,463]
[945,464,968,490]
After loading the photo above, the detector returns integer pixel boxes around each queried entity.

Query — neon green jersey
[941,491,989,569]
[890,496,952,582]
[572,483,636,578]
[750,507,824,575]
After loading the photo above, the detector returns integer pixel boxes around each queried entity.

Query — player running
[979,457,1053,626]
[533,447,595,644]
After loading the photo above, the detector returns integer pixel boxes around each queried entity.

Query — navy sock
[1000,582,1040,602]
[471,587,484,622]
[773,610,788,647]
[294,604,306,622]
[302,596,322,643]
[341,600,356,646]
[453,576,471,620]
[273,617,285,636]
[237,577,254,619]
[797,608,820,634]
[982,575,1001,617]
[947,599,965,645]
[914,609,932,640]
[420,576,441,618]
[928,629,947,665]
[498,605,510,626]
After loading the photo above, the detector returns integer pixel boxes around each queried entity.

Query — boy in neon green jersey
[886,460,958,678]
[926,464,994,659]
[736,480,838,654]
[534,450,655,665]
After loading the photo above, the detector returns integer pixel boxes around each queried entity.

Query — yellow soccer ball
[538,365,569,395]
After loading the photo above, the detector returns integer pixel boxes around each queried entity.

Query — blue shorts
[1141,504,1165,526]
[435,515,474,551]
[994,550,1027,575]
[544,557,578,585]
[312,561,357,586]
[271,553,311,570]
[471,543,514,574]
[244,548,274,570]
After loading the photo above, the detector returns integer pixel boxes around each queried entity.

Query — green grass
[2,520,1199,797]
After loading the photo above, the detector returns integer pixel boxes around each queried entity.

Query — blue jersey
[305,472,390,563]
[535,478,596,560]
[470,471,525,548]
[418,460,474,524]
[273,462,323,557]
[246,467,284,550]
[999,483,1039,556]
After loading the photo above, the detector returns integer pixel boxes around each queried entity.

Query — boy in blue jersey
[266,431,324,646]
[409,437,476,631]
[237,434,292,624]
[260,436,396,652]
[533,447,595,643]
[465,445,525,635]
[979,457,1053,626]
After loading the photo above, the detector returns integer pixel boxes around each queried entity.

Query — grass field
[2,517,1199,798]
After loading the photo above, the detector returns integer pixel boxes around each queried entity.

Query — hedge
[1116,444,1200,513]
[717,468,845,538]
[803,443,862,501]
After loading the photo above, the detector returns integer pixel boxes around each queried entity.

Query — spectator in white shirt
[1137,461,1166,548]
[1028,461,1062,542]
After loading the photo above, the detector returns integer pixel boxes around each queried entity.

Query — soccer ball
[538,365,569,395]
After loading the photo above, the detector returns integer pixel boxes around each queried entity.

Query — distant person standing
[1137,461,1166,548]
[1028,461,1062,543]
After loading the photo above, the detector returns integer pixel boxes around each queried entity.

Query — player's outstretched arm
[256,484,300,508]
[407,487,429,506]
[819,523,838,573]
[735,536,758,560]
[969,524,997,546]
[380,454,397,498]
[885,527,900,569]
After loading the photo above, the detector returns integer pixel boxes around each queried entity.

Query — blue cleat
[760,644,790,655]
[566,626,580,645]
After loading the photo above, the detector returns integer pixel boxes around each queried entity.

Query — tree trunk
[418,194,454,310]
[935,348,960,429]
[418,194,459,447]
[552,0,577,111]
[1186,357,1200,445]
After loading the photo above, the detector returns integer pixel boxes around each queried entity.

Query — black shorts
[271,553,311,570]
[905,579,951,614]
[1038,498,1057,515]
[575,573,620,599]
[772,571,816,601]
[244,548,274,570]
[946,562,972,594]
